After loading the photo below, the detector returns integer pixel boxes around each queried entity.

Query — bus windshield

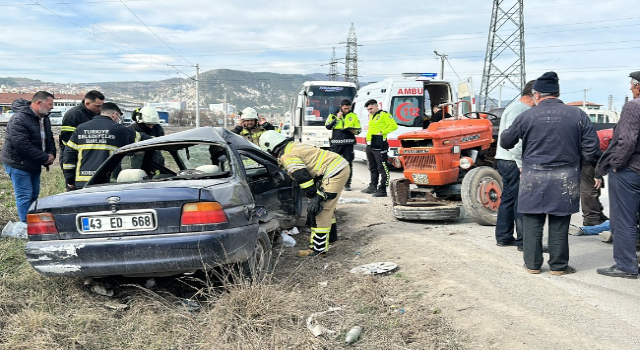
[303,85,357,126]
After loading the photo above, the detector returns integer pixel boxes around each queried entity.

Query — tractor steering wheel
[464,111,499,120]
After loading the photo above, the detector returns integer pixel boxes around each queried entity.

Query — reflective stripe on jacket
[279,141,348,189]
[366,110,398,142]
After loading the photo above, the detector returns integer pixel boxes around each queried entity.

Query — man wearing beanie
[500,71,600,276]
[596,71,640,279]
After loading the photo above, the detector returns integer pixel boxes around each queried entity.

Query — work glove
[307,190,326,217]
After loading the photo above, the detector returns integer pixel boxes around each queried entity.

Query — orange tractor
[390,103,503,225]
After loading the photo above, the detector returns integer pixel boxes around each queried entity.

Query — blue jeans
[495,159,523,245]
[3,164,41,222]
[580,220,610,235]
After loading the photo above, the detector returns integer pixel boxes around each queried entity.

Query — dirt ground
[326,190,640,350]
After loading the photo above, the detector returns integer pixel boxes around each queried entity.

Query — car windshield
[89,142,232,185]
[304,85,356,126]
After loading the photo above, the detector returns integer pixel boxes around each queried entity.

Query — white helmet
[241,107,258,121]
[259,130,287,153]
[137,106,160,124]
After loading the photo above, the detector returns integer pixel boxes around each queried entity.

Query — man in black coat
[596,71,640,279]
[1,91,56,223]
[59,90,104,154]
[501,72,600,276]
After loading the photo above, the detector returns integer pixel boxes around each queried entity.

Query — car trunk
[32,181,227,240]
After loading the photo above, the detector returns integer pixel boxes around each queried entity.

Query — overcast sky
[1,0,638,110]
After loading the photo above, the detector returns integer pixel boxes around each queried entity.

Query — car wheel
[240,229,272,282]
[461,166,502,226]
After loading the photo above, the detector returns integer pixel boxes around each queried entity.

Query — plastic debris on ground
[318,281,328,286]
[350,262,398,275]
[345,326,363,345]
[178,299,201,312]
[1,221,27,239]
[281,233,296,247]
[104,303,129,311]
[91,285,114,297]
[338,197,371,204]
[282,227,300,235]
[306,307,342,337]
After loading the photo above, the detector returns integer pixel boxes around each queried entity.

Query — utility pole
[479,0,526,110]
[434,51,448,79]
[608,95,613,111]
[223,93,228,129]
[195,63,200,128]
[583,88,591,109]
[498,82,505,108]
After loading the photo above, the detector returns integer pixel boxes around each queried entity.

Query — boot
[344,184,352,191]
[329,223,338,243]
[372,186,387,197]
[361,184,376,194]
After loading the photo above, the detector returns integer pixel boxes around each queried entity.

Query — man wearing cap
[501,71,600,276]
[596,71,640,279]
[325,99,361,191]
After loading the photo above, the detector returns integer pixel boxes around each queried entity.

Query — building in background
[567,101,619,123]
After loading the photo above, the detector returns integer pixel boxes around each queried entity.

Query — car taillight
[27,213,58,235]
[181,202,227,225]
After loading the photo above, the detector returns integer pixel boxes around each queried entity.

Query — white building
[567,101,619,123]
[209,103,236,114]
[147,101,186,111]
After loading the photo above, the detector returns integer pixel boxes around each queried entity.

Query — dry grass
[0,130,466,350]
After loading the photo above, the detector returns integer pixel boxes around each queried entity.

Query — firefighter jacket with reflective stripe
[278,141,348,195]
[60,101,98,150]
[232,122,275,146]
[366,110,398,142]
[62,116,144,188]
[325,112,361,145]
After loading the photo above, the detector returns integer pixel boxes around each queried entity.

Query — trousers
[309,166,349,253]
[523,213,571,271]
[365,142,389,188]
[608,168,640,274]
[495,159,523,245]
[330,143,354,187]
[4,164,41,222]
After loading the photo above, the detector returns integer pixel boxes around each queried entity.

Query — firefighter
[62,102,147,190]
[361,99,398,197]
[59,90,104,164]
[130,106,165,167]
[325,99,361,191]
[232,107,275,145]
[259,130,349,257]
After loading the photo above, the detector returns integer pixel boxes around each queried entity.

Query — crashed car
[25,127,306,278]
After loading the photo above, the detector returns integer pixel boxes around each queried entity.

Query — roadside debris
[350,262,398,275]
[104,302,129,311]
[91,285,114,297]
[282,227,300,236]
[306,307,342,337]
[281,233,296,247]
[178,298,201,312]
[318,281,328,287]
[338,197,371,204]
[1,220,27,239]
[345,326,363,345]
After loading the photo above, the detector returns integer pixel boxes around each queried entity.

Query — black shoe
[496,241,518,247]
[344,184,352,191]
[517,245,523,252]
[361,185,376,194]
[372,189,387,197]
[596,265,638,279]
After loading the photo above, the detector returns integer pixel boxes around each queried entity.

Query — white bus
[289,81,357,149]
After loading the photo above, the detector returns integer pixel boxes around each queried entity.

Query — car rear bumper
[25,225,258,277]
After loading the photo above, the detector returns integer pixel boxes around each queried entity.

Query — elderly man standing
[596,71,640,279]
[494,80,536,250]
[1,91,56,226]
[501,72,599,275]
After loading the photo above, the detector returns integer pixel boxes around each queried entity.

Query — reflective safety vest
[325,112,361,145]
[279,141,348,192]
[239,124,272,146]
[366,110,398,142]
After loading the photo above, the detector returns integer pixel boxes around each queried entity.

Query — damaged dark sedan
[25,127,306,278]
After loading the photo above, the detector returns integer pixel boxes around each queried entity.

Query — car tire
[393,203,460,221]
[461,166,502,226]
[240,229,272,282]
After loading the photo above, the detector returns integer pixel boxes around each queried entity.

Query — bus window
[303,85,357,126]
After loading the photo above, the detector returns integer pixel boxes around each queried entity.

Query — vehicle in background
[289,81,357,149]
[158,111,169,125]
[352,73,475,168]
[280,123,291,137]
[48,109,63,126]
[24,127,307,279]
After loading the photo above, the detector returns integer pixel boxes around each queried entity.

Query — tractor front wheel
[461,166,502,226]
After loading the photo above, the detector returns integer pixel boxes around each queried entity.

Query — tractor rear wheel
[461,166,502,226]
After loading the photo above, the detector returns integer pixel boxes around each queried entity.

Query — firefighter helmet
[240,107,258,120]
[136,106,160,124]
[259,130,287,153]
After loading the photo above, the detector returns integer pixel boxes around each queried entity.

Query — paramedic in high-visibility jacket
[361,99,398,197]
[62,103,147,190]
[260,130,349,257]
[325,99,361,191]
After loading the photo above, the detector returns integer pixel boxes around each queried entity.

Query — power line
[118,0,194,67]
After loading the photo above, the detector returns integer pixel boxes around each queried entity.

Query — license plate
[80,212,156,233]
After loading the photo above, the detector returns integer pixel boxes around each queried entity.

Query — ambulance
[352,73,475,168]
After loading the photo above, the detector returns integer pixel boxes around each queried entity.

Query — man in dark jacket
[1,92,56,223]
[63,102,145,190]
[596,71,640,279]
[501,72,600,276]
[325,99,361,190]
[59,90,104,154]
